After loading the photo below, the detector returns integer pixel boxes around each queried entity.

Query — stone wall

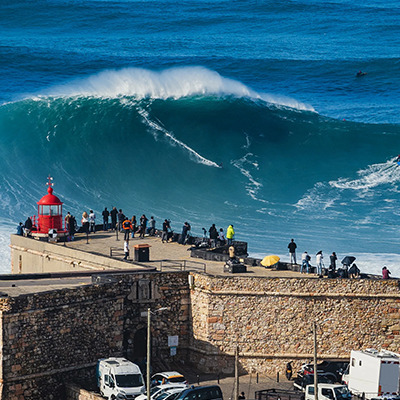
[0,271,190,400]
[188,273,400,375]
[1,267,400,399]
[65,383,103,400]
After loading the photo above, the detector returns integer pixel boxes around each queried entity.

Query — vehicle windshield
[304,375,331,385]
[334,387,351,400]
[166,392,182,400]
[157,392,177,400]
[115,374,143,388]
[150,387,162,396]
[168,376,186,383]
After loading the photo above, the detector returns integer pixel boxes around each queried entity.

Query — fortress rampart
[3,236,400,399]
[0,270,190,400]
[189,274,400,373]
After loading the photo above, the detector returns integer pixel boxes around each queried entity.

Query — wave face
[1,66,400,275]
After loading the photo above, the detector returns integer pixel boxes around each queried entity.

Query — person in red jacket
[382,266,391,279]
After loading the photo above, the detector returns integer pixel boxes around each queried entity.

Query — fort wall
[4,236,400,399]
[0,272,190,400]
[189,273,400,374]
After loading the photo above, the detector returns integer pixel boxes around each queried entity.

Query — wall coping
[193,287,400,299]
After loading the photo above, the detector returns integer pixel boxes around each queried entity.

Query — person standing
[330,252,337,271]
[301,251,311,273]
[316,250,324,275]
[24,217,33,237]
[69,215,76,241]
[65,212,71,232]
[382,266,391,279]
[123,240,129,260]
[139,214,148,238]
[218,228,226,246]
[118,209,125,232]
[148,216,156,236]
[161,219,170,243]
[102,207,109,231]
[286,361,293,381]
[131,215,137,238]
[81,211,89,234]
[17,222,24,236]
[89,210,96,233]
[288,239,297,264]
[122,217,133,241]
[209,224,218,247]
[179,222,190,244]
[110,207,118,231]
[226,224,235,245]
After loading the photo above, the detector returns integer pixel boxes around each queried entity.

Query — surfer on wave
[356,70,367,77]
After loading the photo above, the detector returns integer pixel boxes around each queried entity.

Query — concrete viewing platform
[43,230,313,278]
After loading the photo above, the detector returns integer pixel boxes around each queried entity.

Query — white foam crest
[259,92,315,112]
[295,182,342,214]
[329,158,400,190]
[43,66,314,111]
[138,108,221,168]
[249,251,400,278]
[231,153,269,203]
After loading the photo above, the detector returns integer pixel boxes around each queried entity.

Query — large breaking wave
[39,66,315,111]
[1,66,400,274]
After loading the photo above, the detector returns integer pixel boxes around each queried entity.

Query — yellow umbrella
[261,255,280,267]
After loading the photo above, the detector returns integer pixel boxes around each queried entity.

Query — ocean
[1,0,400,276]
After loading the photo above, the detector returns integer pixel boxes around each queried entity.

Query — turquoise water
[1,0,400,275]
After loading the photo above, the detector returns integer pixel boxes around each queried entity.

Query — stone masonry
[188,273,400,375]
[0,272,190,400]
[1,268,400,399]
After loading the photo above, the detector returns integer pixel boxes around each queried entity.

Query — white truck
[342,349,400,399]
[97,357,145,400]
[305,383,352,400]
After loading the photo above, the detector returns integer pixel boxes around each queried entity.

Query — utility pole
[234,345,239,400]
[313,321,319,400]
[147,308,151,400]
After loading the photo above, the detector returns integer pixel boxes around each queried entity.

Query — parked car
[152,372,188,386]
[174,385,223,400]
[294,374,336,392]
[304,383,351,400]
[299,361,349,382]
[136,384,188,400]
[155,387,187,400]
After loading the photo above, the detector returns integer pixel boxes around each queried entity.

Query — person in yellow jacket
[226,224,235,245]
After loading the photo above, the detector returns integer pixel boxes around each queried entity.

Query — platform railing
[160,259,206,273]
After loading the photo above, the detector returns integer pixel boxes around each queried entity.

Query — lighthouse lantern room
[35,176,65,237]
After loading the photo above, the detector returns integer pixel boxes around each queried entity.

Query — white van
[97,357,145,400]
[305,383,352,400]
[342,349,400,399]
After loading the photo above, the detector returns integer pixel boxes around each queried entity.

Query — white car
[155,387,186,400]
[136,384,188,400]
[152,372,188,386]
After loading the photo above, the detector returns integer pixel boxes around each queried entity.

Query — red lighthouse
[34,176,66,238]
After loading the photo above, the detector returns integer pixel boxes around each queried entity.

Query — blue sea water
[1,0,400,275]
